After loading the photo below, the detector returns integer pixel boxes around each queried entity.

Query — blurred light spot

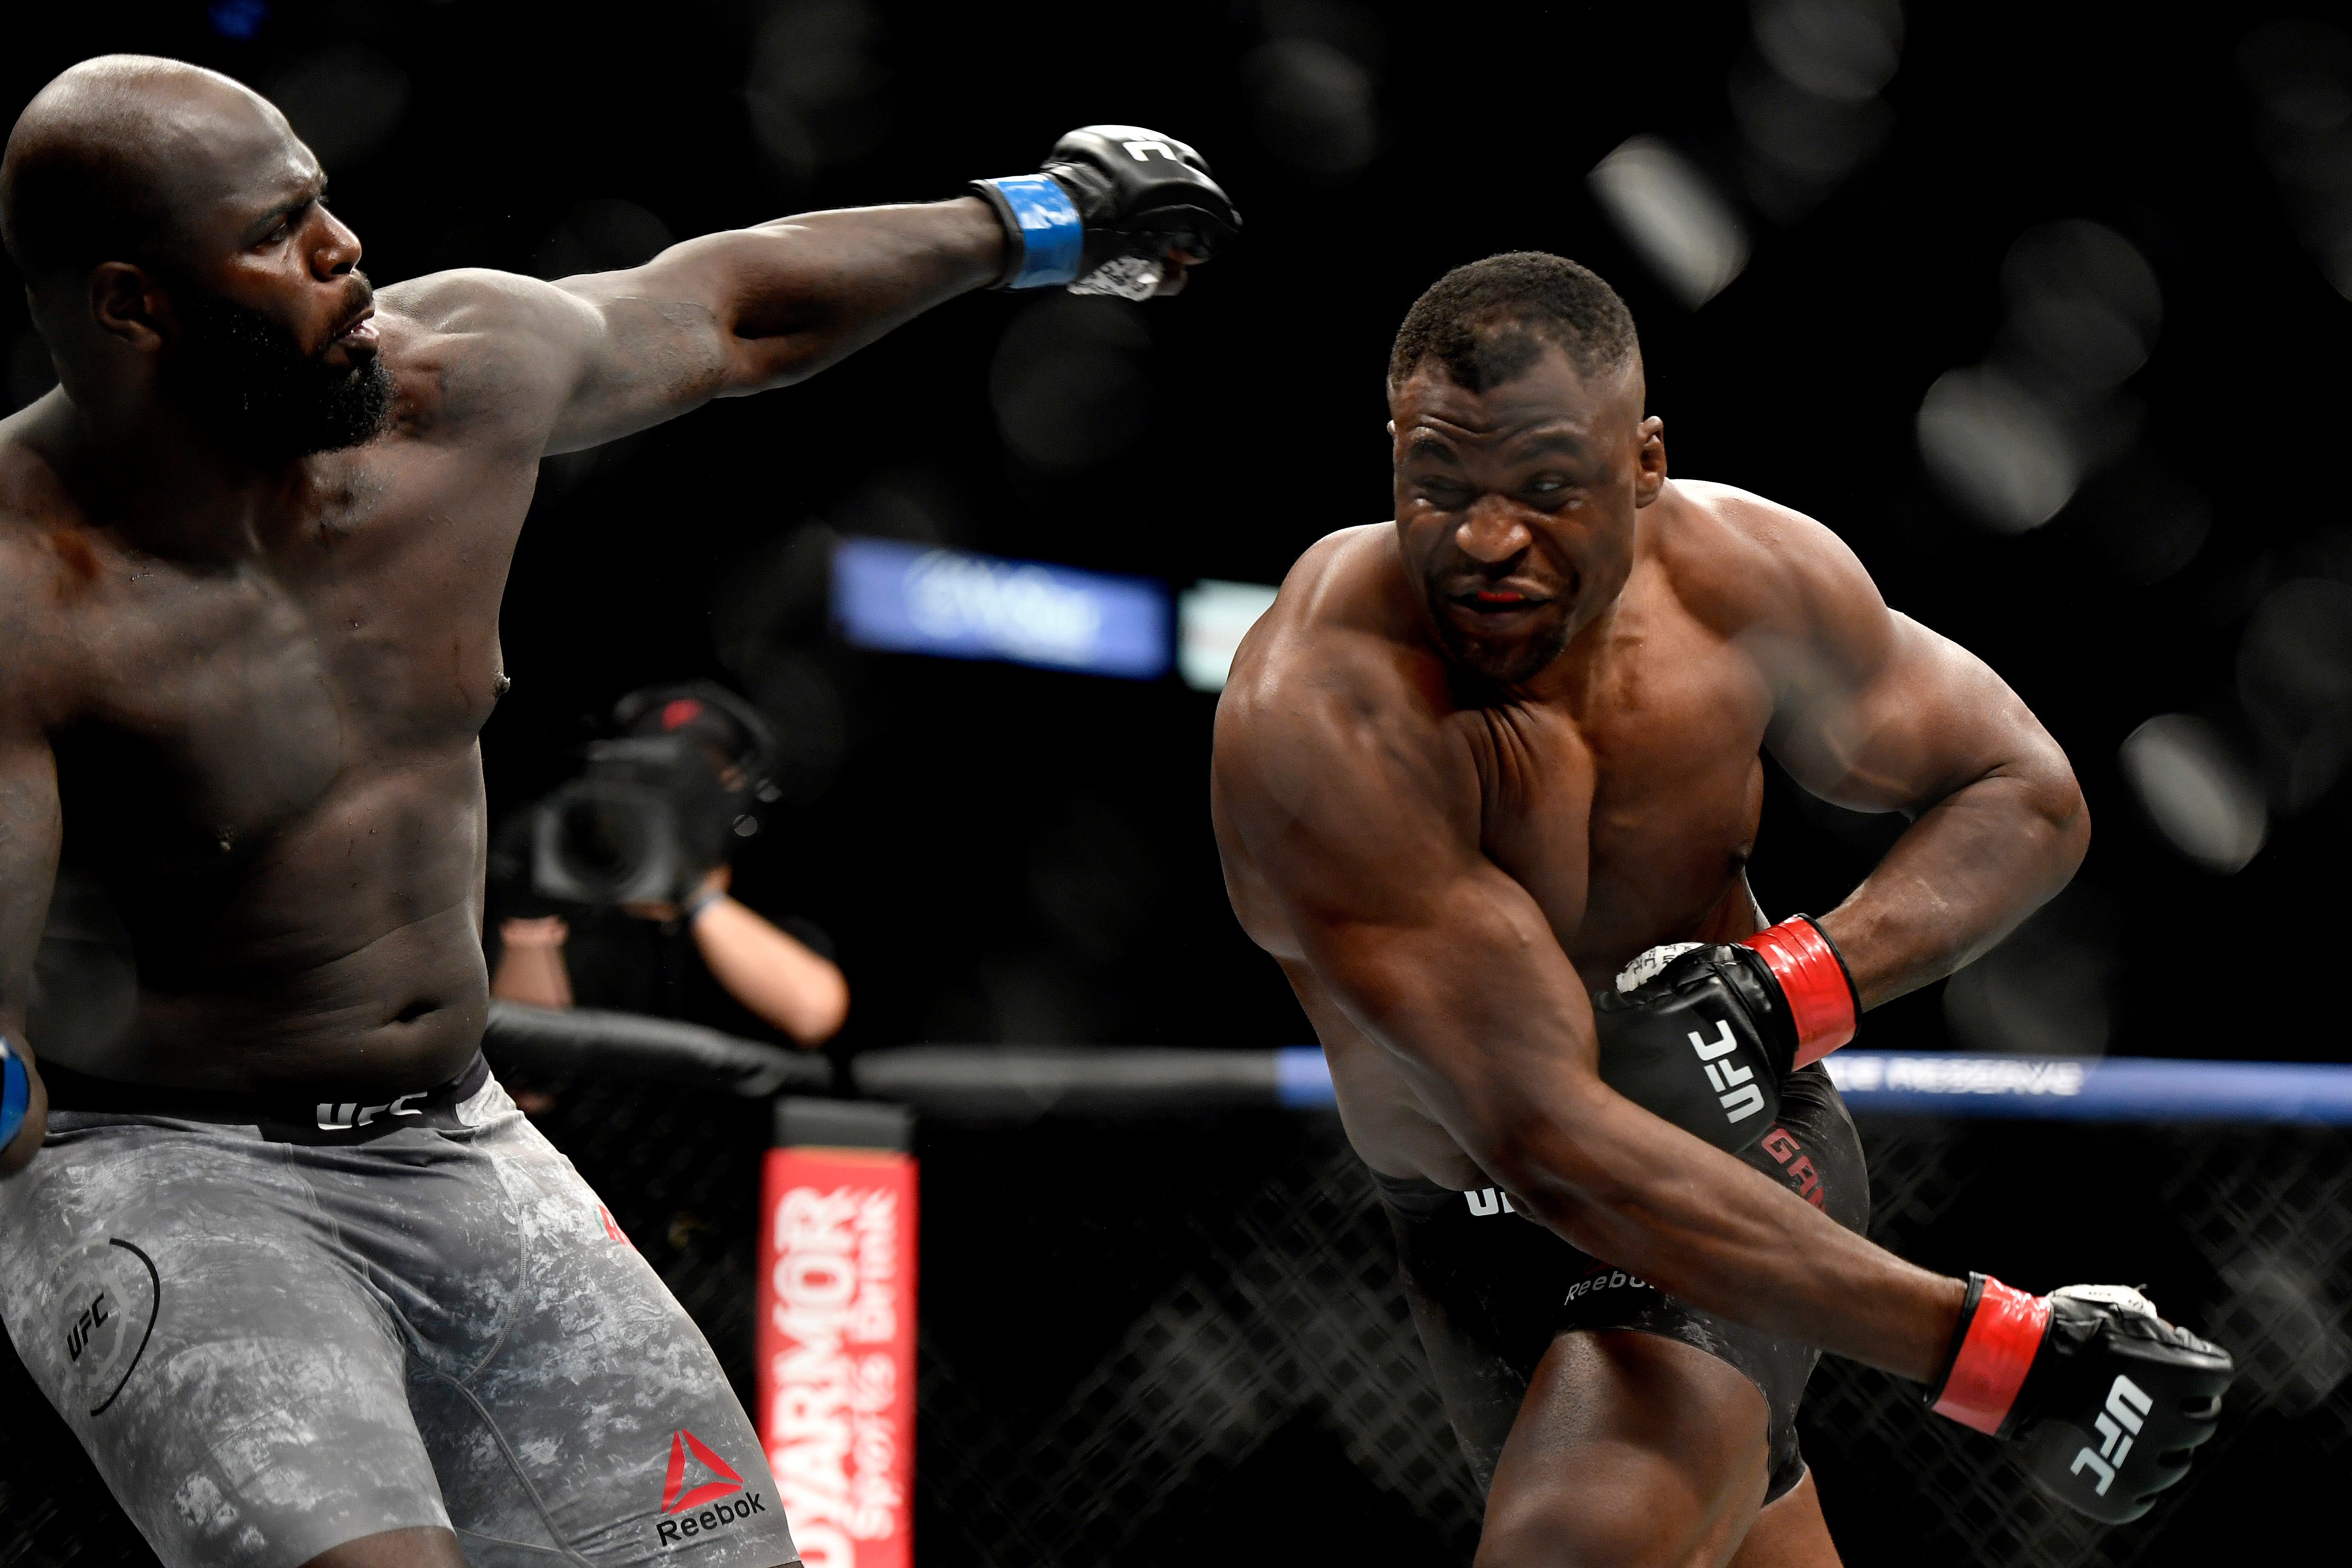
[1244,39,1376,181]
[2217,1254,2352,1416]
[2118,714,2267,872]
[1730,60,1892,190]
[2239,19,2352,131]
[1915,366,2076,532]
[530,200,675,280]
[990,297,1154,474]
[1750,0,1903,101]
[265,47,410,169]
[744,0,894,183]
[208,0,268,40]
[2239,20,2352,299]
[1942,886,2119,1056]
[9,329,57,412]
[2237,577,2352,808]
[1178,580,1281,692]
[1998,221,2161,392]
[1587,137,1750,309]
[2073,457,2209,585]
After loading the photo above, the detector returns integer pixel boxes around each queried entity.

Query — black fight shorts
[1376,1064,1869,1506]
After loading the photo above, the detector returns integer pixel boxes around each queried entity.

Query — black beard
[164,285,392,459]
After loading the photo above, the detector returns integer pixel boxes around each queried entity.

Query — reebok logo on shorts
[653,1430,767,1546]
[1564,1266,1650,1305]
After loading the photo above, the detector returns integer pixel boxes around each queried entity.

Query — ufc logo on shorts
[1688,1021,1766,1124]
[315,1093,425,1130]
[2069,1375,2152,1496]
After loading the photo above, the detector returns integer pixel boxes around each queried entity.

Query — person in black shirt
[489,684,846,1047]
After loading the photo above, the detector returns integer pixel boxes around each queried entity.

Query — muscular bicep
[1753,519,2069,817]
[1212,662,1603,1151]
[547,203,1002,453]
[377,262,735,458]
[395,203,997,458]
[0,726,61,1042]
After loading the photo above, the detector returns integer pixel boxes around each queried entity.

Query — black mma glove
[972,125,1240,299]
[1591,916,1858,1154]
[1926,1274,2234,1524]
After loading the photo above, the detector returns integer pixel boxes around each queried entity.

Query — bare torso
[1219,480,1795,1185]
[2,307,540,1094]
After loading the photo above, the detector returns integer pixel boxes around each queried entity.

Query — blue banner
[1271,1046,2352,1124]
[833,537,1171,679]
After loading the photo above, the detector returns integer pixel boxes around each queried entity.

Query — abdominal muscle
[44,752,495,1098]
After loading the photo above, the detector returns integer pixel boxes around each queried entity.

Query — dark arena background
[4,3,2351,1567]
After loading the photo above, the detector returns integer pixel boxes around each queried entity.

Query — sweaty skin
[1211,344,2088,1389]
[0,59,1190,1175]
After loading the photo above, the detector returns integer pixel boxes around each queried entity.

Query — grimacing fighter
[0,55,1234,1568]
[1211,253,2230,1568]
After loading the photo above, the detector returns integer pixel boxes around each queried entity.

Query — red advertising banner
[755,1147,918,1568]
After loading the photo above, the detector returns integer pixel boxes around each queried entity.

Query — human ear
[87,263,169,352]
[1632,415,1667,507]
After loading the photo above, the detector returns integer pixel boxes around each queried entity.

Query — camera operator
[489,683,848,1046]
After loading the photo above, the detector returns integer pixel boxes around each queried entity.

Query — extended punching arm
[409,126,1240,456]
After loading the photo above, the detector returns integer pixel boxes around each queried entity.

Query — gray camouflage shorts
[0,1055,800,1568]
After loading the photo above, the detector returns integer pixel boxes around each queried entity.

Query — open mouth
[331,303,378,350]
[1448,579,1562,618]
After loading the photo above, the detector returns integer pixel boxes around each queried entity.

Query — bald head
[2,55,300,288]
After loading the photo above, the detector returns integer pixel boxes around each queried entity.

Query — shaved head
[2,55,291,286]
[1,56,388,458]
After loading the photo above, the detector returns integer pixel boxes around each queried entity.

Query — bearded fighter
[0,55,1236,1568]
[1211,253,2230,1566]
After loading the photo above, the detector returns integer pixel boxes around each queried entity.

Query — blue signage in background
[832,537,1172,680]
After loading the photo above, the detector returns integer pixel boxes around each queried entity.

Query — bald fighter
[0,55,1235,1568]
[1212,254,2230,1566]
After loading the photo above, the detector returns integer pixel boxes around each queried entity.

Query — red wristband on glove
[1741,916,1858,1068]
[1932,1274,2051,1435]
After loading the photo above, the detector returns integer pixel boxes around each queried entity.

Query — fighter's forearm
[1817,765,2089,1010]
[1489,1099,1967,1381]
[1323,913,1966,1382]
[700,198,1007,393]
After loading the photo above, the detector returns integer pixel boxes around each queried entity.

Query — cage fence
[2,1040,2346,1568]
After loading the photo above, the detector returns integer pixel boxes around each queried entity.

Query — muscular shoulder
[1224,525,1440,730]
[376,268,595,439]
[1214,523,1476,845]
[0,426,94,724]
[1643,478,1894,684]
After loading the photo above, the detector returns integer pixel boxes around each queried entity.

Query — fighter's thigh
[1476,1329,1773,1568]
[0,1130,446,1568]
[415,1110,796,1568]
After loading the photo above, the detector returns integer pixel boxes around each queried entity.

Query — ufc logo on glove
[2069,1375,2153,1497]
[1687,1020,1766,1125]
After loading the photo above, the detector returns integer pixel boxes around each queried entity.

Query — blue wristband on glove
[0,1037,28,1150]
[974,174,1084,288]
